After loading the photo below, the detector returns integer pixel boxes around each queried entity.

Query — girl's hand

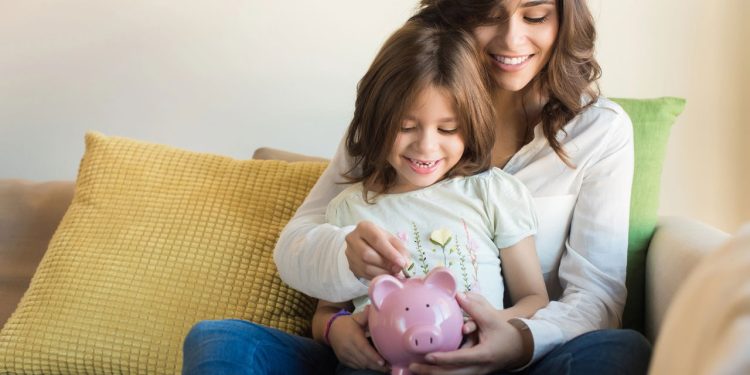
[345,221,410,280]
[328,306,389,372]
[409,293,529,375]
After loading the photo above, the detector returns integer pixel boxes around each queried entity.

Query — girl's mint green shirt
[326,168,537,313]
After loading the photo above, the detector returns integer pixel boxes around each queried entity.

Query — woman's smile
[490,53,534,72]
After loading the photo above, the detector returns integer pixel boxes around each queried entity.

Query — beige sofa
[0,148,731,344]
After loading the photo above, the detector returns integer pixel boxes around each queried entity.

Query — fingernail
[378,360,385,366]
[456,292,466,300]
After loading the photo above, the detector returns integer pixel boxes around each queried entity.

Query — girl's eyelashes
[439,128,459,135]
[400,125,416,132]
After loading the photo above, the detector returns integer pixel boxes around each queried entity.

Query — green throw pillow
[611,97,686,332]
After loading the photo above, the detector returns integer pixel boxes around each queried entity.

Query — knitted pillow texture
[0,132,327,374]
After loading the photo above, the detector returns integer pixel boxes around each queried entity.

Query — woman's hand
[345,221,410,280]
[409,293,531,375]
[328,306,389,372]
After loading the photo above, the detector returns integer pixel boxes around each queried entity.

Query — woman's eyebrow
[521,0,554,7]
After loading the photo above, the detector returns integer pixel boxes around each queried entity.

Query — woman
[274,1,650,374]
[185,1,651,374]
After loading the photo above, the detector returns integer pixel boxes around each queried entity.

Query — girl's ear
[369,275,404,311]
[423,267,457,297]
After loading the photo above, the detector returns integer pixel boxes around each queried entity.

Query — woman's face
[472,0,559,92]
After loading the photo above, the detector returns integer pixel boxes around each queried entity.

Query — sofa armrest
[645,216,730,340]
[0,179,75,329]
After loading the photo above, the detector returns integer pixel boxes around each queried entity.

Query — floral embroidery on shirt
[462,219,480,291]
[403,222,478,292]
[429,228,453,266]
[411,222,430,275]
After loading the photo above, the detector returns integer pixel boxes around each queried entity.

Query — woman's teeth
[494,55,530,65]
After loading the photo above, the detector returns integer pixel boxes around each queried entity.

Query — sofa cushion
[0,132,327,374]
[611,97,686,331]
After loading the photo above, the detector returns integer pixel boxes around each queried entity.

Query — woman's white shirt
[273,97,634,364]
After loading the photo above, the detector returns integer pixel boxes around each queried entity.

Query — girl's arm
[312,300,388,372]
[497,236,549,320]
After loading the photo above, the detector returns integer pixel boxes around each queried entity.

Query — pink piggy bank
[368,267,463,375]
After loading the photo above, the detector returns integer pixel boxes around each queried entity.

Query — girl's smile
[404,157,442,174]
[387,85,465,193]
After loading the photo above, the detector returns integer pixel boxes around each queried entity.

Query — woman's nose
[500,17,525,49]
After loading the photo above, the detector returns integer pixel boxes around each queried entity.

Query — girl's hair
[344,20,496,195]
[412,0,602,164]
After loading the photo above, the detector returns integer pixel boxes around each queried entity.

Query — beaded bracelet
[324,309,352,345]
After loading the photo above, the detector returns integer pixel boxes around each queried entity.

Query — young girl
[310,21,549,373]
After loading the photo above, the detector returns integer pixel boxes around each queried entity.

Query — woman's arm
[274,138,410,302]
[517,106,634,363]
[273,139,364,302]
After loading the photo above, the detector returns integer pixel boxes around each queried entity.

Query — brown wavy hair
[412,0,602,165]
[345,20,496,197]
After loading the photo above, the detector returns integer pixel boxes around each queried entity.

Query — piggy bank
[368,267,463,375]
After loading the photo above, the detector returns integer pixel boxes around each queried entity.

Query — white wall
[1,0,747,231]
[591,0,750,232]
[0,0,417,176]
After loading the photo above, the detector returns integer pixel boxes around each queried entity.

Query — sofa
[0,118,739,373]
[0,176,732,334]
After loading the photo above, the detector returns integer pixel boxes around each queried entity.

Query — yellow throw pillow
[0,132,328,374]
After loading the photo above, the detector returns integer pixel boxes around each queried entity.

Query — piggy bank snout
[404,325,442,354]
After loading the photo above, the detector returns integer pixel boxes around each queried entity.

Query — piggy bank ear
[424,267,457,297]
[369,275,403,311]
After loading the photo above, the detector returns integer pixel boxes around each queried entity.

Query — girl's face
[472,0,559,92]
[387,86,465,193]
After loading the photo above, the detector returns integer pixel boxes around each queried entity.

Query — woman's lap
[336,329,650,375]
[182,319,337,375]
[183,322,649,375]
[521,329,651,375]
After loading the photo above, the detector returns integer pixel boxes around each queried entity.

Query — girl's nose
[415,130,438,153]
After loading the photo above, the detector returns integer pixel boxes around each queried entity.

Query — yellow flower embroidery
[429,228,453,248]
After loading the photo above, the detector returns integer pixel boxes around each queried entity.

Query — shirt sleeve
[273,137,368,302]
[485,169,538,250]
[516,108,634,365]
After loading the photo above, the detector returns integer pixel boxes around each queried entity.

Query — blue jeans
[182,319,337,375]
[183,320,650,375]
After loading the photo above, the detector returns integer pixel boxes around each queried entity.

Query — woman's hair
[412,0,602,164]
[344,20,496,195]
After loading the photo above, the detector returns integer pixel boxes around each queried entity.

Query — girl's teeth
[411,159,436,167]
[495,55,530,65]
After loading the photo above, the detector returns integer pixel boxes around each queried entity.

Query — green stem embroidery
[412,222,430,275]
[456,242,471,292]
